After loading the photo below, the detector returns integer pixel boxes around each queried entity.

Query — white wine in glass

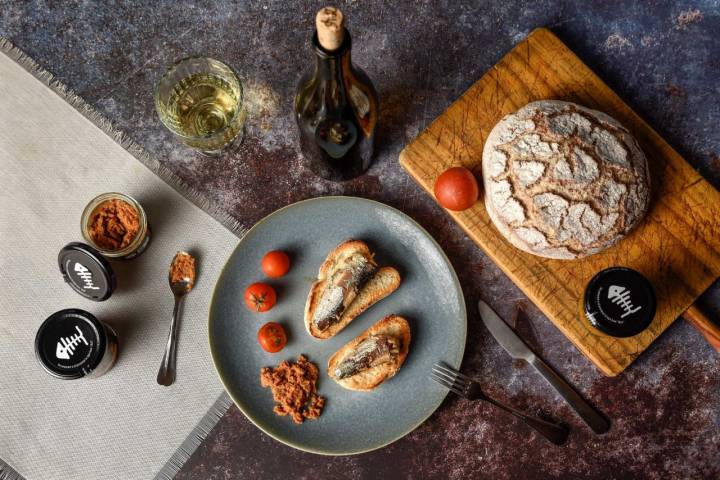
[155,57,245,155]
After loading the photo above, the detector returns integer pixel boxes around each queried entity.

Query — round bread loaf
[482,100,650,260]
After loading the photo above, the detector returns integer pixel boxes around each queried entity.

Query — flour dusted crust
[482,100,651,260]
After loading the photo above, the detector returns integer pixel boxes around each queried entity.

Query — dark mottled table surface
[2,1,719,478]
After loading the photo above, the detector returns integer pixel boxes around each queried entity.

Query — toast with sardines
[327,315,411,391]
[304,239,401,339]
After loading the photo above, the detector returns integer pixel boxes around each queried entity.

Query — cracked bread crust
[482,100,651,260]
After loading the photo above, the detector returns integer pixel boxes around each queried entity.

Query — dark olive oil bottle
[294,7,379,181]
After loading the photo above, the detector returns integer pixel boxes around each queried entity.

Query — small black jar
[35,309,119,379]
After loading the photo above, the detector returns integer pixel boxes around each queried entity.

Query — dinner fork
[431,363,569,445]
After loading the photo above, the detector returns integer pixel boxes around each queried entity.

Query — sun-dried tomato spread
[170,253,195,285]
[260,355,325,424]
[88,199,140,250]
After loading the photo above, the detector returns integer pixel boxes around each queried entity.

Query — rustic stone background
[2,1,718,479]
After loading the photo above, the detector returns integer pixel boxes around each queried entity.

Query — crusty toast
[327,315,411,391]
[304,240,401,339]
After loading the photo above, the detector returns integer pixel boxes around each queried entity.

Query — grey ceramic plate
[209,196,466,455]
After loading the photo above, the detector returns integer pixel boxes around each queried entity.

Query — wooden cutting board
[399,28,720,376]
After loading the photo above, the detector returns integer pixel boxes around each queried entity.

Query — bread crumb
[675,9,703,29]
[604,33,631,52]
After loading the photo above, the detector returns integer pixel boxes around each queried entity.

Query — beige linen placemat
[0,40,243,479]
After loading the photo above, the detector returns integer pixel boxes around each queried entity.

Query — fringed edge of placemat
[0,460,24,480]
[0,37,247,239]
[0,37,243,479]
[153,392,234,480]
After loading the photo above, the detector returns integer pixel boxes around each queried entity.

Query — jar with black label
[59,192,151,302]
[583,267,656,337]
[35,309,119,379]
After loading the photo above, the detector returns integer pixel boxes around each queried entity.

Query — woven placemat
[0,38,243,480]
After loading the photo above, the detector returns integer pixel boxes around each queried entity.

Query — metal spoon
[157,251,196,386]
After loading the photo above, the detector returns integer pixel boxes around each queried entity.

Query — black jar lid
[58,242,116,301]
[583,267,656,337]
[35,309,107,379]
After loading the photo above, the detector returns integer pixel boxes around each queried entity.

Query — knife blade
[478,300,610,434]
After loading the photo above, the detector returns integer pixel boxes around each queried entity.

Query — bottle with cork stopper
[294,6,379,181]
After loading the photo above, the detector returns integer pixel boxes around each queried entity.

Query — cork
[316,6,345,51]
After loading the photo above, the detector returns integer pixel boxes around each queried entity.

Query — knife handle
[530,356,610,434]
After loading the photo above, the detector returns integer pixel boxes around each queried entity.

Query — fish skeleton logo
[56,325,89,360]
[607,285,641,318]
[74,262,99,290]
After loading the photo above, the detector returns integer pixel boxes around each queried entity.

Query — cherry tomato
[244,282,277,312]
[261,250,291,278]
[258,322,287,353]
[434,167,479,211]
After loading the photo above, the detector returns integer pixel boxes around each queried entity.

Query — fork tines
[430,363,472,397]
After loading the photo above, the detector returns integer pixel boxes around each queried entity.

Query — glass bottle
[295,7,379,181]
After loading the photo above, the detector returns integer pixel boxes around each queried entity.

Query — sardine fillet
[305,239,401,339]
[327,315,411,391]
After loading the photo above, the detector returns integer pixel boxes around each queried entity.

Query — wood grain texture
[682,305,720,352]
[399,28,720,376]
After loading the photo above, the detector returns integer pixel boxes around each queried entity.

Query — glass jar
[35,309,119,380]
[81,192,151,260]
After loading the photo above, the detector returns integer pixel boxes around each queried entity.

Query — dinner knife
[478,300,610,434]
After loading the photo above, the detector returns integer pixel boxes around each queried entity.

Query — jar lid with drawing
[35,309,118,380]
[58,242,116,301]
[583,267,656,338]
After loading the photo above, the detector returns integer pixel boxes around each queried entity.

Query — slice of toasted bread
[304,240,401,339]
[316,239,372,278]
[327,315,411,391]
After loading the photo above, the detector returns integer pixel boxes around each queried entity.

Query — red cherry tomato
[434,167,479,211]
[258,322,287,353]
[261,250,291,278]
[244,282,277,312]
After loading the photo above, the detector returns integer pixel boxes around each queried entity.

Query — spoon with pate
[157,251,196,386]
